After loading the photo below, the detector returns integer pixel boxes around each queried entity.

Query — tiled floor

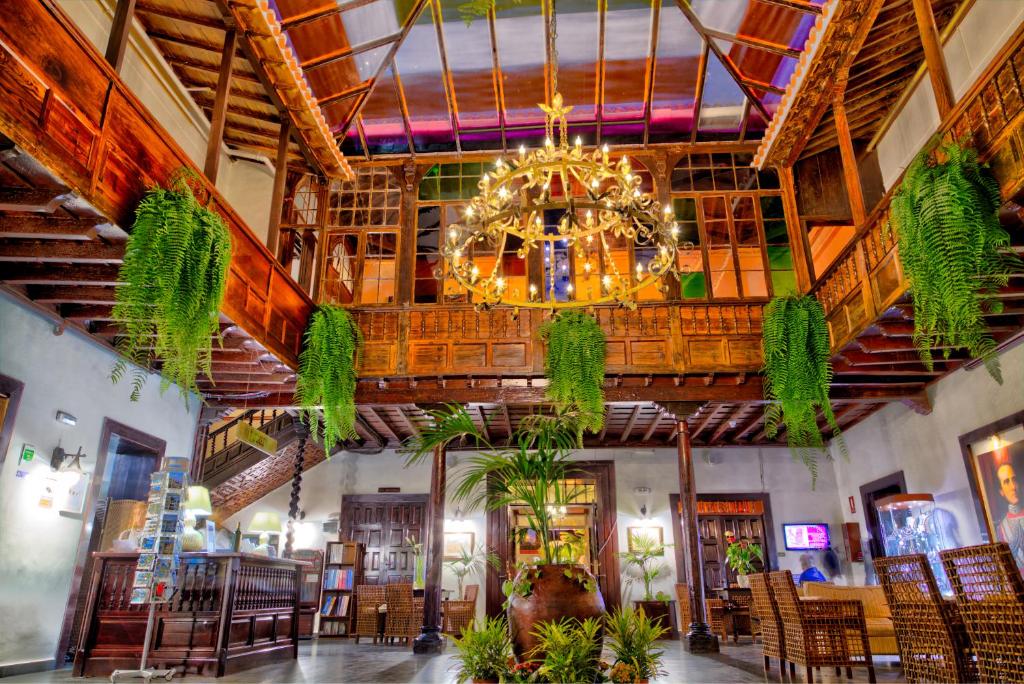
[4,639,904,683]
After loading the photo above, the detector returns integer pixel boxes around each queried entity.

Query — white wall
[829,342,1024,584]
[876,0,1024,187]
[56,0,276,244]
[0,293,200,670]
[226,444,843,618]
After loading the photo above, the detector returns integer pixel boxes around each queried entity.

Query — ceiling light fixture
[441,0,690,311]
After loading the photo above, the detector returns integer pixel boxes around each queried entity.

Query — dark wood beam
[0,215,101,240]
[0,263,121,285]
[148,30,222,54]
[163,54,260,86]
[641,409,664,442]
[204,29,237,182]
[709,405,746,444]
[833,93,866,226]
[733,410,764,442]
[60,304,116,321]
[0,240,123,263]
[27,285,118,304]
[266,121,291,262]
[135,1,224,29]
[105,0,137,72]
[620,405,643,443]
[691,407,719,441]
[911,0,955,117]
[0,188,68,212]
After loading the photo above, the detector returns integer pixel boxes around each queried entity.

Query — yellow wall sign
[237,422,278,455]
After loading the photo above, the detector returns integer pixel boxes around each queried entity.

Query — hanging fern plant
[889,140,1021,383]
[539,310,606,434]
[295,305,363,450]
[762,294,844,485]
[111,170,231,401]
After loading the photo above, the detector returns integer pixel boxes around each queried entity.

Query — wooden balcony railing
[813,23,1024,351]
[202,409,304,488]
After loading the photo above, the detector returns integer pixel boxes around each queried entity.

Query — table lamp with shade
[181,485,212,552]
[249,511,282,556]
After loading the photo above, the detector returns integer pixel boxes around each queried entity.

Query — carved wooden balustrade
[201,409,310,489]
[814,24,1024,352]
[73,552,303,677]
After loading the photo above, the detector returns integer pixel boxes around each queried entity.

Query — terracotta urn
[506,563,606,660]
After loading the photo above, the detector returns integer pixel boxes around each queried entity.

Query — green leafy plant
[539,310,606,435]
[762,293,844,484]
[295,305,363,450]
[405,405,588,564]
[446,543,500,598]
[531,617,606,684]
[725,540,764,576]
[451,616,514,684]
[605,607,668,682]
[456,0,523,24]
[889,140,1022,382]
[502,562,538,610]
[111,170,231,401]
[618,532,672,602]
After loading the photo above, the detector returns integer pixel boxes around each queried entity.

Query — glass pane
[771,269,796,296]
[708,246,738,298]
[808,224,856,279]
[495,2,546,126]
[360,65,411,155]
[362,231,398,304]
[697,52,745,135]
[737,246,767,297]
[650,0,702,141]
[419,164,441,201]
[555,0,599,123]
[602,1,651,123]
[322,232,359,305]
[439,0,500,131]
[542,209,571,302]
[679,271,707,299]
[415,206,441,304]
[395,10,455,152]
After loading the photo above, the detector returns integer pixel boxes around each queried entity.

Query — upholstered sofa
[800,583,898,656]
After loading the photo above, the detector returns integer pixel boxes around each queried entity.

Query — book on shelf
[327,542,358,565]
[322,567,355,590]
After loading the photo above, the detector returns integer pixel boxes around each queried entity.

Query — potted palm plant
[618,531,674,635]
[446,544,499,599]
[725,539,764,588]
[605,606,668,683]
[452,616,514,684]
[405,406,605,660]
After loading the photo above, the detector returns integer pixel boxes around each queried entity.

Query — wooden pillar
[267,121,292,261]
[911,0,955,118]
[204,29,237,183]
[677,417,719,653]
[778,165,813,292]
[283,431,308,559]
[413,444,446,654]
[833,93,866,227]
[104,0,137,72]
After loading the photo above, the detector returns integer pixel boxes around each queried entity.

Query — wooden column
[778,165,813,292]
[204,29,237,183]
[267,121,292,262]
[413,443,446,654]
[833,93,866,226]
[677,417,719,653]
[911,0,955,118]
[104,0,137,72]
[283,431,308,559]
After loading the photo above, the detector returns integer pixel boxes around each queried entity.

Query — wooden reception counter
[73,552,306,677]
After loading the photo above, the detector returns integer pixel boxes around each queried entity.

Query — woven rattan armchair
[443,584,479,636]
[705,598,727,641]
[354,584,386,644]
[874,554,977,683]
[384,583,420,645]
[750,573,786,680]
[941,542,1024,682]
[675,583,692,635]
[769,570,875,683]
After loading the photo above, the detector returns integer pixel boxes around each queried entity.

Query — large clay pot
[507,564,606,660]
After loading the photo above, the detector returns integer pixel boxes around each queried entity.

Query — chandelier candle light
[441,0,688,310]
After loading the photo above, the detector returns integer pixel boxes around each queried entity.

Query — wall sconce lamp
[634,486,652,519]
[55,410,77,426]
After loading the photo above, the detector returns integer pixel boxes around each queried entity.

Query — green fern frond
[890,140,1022,382]
[539,310,606,435]
[762,294,843,486]
[110,170,231,402]
[295,305,363,451]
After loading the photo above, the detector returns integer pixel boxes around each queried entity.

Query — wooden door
[699,517,726,590]
[340,494,427,585]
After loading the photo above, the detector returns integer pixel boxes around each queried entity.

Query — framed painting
[443,531,475,560]
[960,410,1024,577]
[627,526,664,554]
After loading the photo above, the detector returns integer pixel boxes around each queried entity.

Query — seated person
[797,553,827,584]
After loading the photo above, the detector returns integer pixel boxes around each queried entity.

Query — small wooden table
[711,587,754,642]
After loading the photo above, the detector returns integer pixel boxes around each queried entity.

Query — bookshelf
[291,549,324,639]
[318,541,364,637]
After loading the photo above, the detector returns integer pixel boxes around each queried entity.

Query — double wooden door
[340,494,428,584]
[699,515,766,590]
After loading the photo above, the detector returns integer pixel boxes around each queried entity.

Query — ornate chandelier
[440,0,684,310]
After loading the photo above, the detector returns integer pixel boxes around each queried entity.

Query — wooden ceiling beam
[733,410,764,442]
[368,407,401,443]
[476,405,492,442]
[60,304,116,321]
[709,404,746,444]
[0,239,123,263]
[105,0,137,72]
[0,215,101,239]
[301,32,402,72]
[620,405,643,442]
[757,0,823,14]
[641,409,664,442]
[0,262,121,285]
[911,0,955,117]
[394,407,421,438]
[0,188,69,212]
[148,29,224,54]
[702,27,802,59]
[136,1,225,29]
[691,406,720,441]
[193,95,278,121]
[204,28,237,182]
[280,0,379,30]
[27,285,118,304]
[164,54,260,86]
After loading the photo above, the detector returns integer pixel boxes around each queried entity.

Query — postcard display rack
[318,542,364,637]
[111,456,189,683]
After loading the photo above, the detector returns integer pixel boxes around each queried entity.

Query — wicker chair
[443,584,479,636]
[728,587,755,642]
[874,554,977,683]
[769,570,875,683]
[353,584,386,644]
[941,542,1024,682]
[750,573,786,680]
[705,598,728,641]
[674,583,692,635]
[384,583,420,645]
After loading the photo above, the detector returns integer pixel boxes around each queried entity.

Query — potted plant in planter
[446,544,499,598]
[531,617,607,684]
[606,607,668,683]
[725,539,764,588]
[618,531,674,634]
[452,616,513,684]
[406,406,605,660]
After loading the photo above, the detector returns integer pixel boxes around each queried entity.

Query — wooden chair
[384,583,419,645]
[769,570,875,683]
[874,554,977,683]
[941,542,1024,682]
[443,584,478,636]
[674,583,692,636]
[728,587,755,642]
[353,585,386,644]
[750,573,786,680]
[705,598,727,641]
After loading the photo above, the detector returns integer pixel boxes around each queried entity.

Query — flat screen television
[783,523,830,550]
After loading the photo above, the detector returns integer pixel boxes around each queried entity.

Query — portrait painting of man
[972,435,1024,575]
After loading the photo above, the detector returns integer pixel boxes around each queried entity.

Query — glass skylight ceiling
[268,0,822,157]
